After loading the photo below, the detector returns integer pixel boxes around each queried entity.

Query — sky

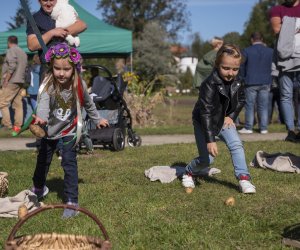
[0,0,260,43]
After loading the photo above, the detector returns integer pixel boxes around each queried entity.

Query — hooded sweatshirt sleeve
[36,90,50,123]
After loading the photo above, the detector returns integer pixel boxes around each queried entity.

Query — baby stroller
[80,65,142,152]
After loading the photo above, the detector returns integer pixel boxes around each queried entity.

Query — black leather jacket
[192,69,245,143]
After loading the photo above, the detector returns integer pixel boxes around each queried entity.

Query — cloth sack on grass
[145,165,221,183]
[250,151,300,173]
[0,189,43,218]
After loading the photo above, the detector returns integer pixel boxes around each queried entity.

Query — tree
[179,67,193,89]
[190,33,204,59]
[7,0,32,30]
[222,32,243,48]
[133,21,175,82]
[97,0,190,39]
[241,0,280,48]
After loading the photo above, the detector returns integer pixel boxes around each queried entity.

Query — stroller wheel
[127,134,142,147]
[112,128,125,151]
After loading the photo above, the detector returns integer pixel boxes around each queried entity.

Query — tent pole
[130,53,133,72]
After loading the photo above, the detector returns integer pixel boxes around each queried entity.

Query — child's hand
[32,114,47,126]
[223,116,235,129]
[97,119,109,128]
[207,142,218,157]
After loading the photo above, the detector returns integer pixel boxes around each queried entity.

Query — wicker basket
[0,172,9,197]
[5,204,112,250]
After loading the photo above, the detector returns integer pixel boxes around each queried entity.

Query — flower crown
[45,43,81,72]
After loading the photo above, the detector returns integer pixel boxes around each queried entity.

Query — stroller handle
[83,65,113,79]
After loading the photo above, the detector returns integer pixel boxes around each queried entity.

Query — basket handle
[6,204,110,242]
[0,172,8,178]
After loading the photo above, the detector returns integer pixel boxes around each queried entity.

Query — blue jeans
[32,136,78,203]
[244,85,270,131]
[279,72,300,131]
[186,119,250,179]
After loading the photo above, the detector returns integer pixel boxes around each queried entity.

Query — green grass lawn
[0,141,299,249]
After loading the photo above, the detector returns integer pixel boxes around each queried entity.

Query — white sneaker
[239,180,256,194]
[182,174,195,188]
[260,130,268,134]
[238,128,253,134]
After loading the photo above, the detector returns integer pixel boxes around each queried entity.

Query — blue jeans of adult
[186,119,250,179]
[279,72,300,131]
[244,85,270,131]
[32,136,78,203]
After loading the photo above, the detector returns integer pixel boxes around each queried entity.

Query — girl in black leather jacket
[182,44,256,194]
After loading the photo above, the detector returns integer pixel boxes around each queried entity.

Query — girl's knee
[227,140,243,150]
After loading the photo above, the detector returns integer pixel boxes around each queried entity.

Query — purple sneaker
[31,186,49,199]
[62,202,79,219]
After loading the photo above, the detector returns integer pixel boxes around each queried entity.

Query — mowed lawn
[0,139,299,249]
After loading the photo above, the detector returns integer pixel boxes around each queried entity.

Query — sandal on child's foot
[62,202,79,219]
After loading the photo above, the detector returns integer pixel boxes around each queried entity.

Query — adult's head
[39,0,57,14]
[210,37,224,50]
[283,0,299,7]
[7,36,18,48]
[250,32,263,44]
[215,44,242,82]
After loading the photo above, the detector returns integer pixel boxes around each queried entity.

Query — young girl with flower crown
[31,42,108,218]
[182,44,256,194]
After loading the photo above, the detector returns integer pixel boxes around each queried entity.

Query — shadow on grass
[170,161,239,192]
[202,176,239,192]
[282,223,300,240]
[47,177,84,201]
[282,223,300,248]
[170,161,186,177]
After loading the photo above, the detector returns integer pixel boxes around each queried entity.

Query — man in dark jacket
[238,32,273,134]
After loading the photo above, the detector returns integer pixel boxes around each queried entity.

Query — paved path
[0,133,287,151]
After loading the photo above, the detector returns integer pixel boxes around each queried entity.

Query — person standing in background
[0,36,28,133]
[238,32,273,134]
[26,0,86,82]
[270,0,300,142]
[27,54,41,111]
[193,37,223,89]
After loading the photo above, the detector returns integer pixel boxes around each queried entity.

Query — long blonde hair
[42,58,80,106]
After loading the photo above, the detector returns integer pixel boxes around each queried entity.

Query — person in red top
[269,0,300,143]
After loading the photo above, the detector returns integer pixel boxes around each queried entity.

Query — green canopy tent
[0,0,132,58]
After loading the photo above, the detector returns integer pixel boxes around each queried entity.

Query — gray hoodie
[276,16,300,73]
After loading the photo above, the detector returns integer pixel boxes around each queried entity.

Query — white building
[177,56,198,75]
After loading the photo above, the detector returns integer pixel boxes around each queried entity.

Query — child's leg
[182,119,214,189]
[218,125,250,179]
[185,119,213,175]
[61,136,78,204]
[218,125,256,193]
[32,138,58,189]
